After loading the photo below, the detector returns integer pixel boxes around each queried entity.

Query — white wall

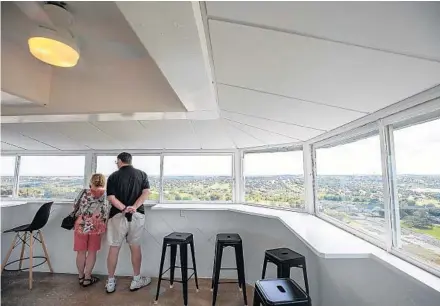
[2,203,439,306]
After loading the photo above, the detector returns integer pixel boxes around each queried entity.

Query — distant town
[1,174,438,268]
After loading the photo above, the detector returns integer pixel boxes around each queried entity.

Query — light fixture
[28,26,80,68]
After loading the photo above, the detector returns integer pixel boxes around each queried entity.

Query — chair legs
[1,233,18,272]
[19,232,27,270]
[38,231,53,273]
[1,230,53,290]
[29,231,34,290]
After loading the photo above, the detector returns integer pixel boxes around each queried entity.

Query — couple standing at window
[72,152,151,292]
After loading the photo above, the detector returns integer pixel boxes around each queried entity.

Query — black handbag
[61,213,76,230]
[61,189,86,230]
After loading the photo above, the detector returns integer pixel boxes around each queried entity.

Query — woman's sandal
[79,276,85,285]
[82,276,100,287]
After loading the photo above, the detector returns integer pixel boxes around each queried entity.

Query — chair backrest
[28,202,54,231]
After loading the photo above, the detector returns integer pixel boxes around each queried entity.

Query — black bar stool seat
[253,278,309,306]
[211,233,248,306]
[155,232,199,306]
[1,202,54,290]
[262,248,310,299]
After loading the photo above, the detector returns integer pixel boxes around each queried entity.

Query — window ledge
[148,203,440,292]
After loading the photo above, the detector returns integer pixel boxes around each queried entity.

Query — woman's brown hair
[90,173,106,188]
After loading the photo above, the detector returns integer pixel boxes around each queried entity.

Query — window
[244,151,304,209]
[1,156,16,197]
[18,156,85,199]
[163,155,233,202]
[316,134,385,242]
[96,155,160,201]
[393,118,440,271]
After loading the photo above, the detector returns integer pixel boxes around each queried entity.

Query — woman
[73,173,109,287]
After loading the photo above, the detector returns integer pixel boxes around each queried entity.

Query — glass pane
[316,134,385,242]
[244,151,304,209]
[96,155,160,201]
[19,156,85,199]
[1,156,16,197]
[394,118,440,271]
[163,155,233,202]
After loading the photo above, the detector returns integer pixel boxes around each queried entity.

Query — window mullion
[159,154,164,203]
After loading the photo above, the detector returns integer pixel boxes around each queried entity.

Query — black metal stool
[253,278,310,306]
[1,202,54,290]
[155,232,199,306]
[211,233,248,306]
[262,248,310,297]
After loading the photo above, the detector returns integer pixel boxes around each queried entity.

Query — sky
[1,118,439,177]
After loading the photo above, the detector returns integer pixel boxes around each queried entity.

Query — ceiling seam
[2,128,61,150]
[223,118,266,145]
[1,141,27,151]
[222,117,302,141]
[218,82,369,114]
[208,16,440,64]
[43,125,92,151]
[220,119,239,149]
[221,109,327,132]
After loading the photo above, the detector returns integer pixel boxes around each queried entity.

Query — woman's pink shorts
[74,232,102,252]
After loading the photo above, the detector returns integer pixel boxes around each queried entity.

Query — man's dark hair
[117,152,132,165]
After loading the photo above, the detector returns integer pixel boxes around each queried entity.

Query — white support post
[379,121,401,251]
[234,150,244,203]
[12,155,21,198]
[303,143,315,214]
[159,154,164,203]
[83,153,94,188]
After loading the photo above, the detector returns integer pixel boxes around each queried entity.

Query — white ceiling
[2,1,440,151]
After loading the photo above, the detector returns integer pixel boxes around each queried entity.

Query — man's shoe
[130,276,151,291]
[106,278,116,293]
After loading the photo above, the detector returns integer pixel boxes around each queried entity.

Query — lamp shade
[28,27,80,68]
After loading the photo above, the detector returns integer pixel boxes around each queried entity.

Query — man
[105,152,151,293]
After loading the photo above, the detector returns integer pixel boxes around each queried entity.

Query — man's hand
[125,206,136,214]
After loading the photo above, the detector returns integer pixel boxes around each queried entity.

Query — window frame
[161,152,236,204]
[312,126,388,250]
[15,154,87,202]
[311,100,440,278]
[241,144,306,212]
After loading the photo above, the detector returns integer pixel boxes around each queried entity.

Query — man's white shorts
[107,212,145,246]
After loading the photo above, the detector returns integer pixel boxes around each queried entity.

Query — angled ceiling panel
[217,84,364,131]
[221,110,324,141]
[2,123,89,150]
[210,20,440,113]
[139,120,200,149]
[221,119,263,148]
[91,121,160,150]
[1,126,58,150]
[51,122,123,150]
[1,141,24,151]
[207,2,440,61]
[191,120,235,149]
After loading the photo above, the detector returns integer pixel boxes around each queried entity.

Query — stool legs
[212,245,223,306]
[261,257,268,279]
[155,241,167,302]
[189,240,199,291]
[180,243,188,306]
[169,244,177,288]
[235,244,248,305]
[211,242,218,290]
[1,233,18,272]
[253,290,261,306]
